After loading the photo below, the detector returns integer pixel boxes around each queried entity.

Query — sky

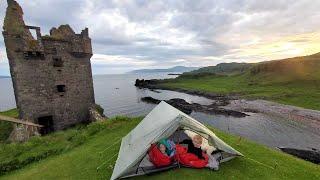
[0,0,320,75]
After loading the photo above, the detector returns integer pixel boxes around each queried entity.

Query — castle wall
[46,39,95,129]
[3,0,96,132]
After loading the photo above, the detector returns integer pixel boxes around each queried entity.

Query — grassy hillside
[159,53,320,110]
[0,113,319,179]
[249,53,320,82]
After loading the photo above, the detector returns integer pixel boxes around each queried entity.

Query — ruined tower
[2,0,96,134]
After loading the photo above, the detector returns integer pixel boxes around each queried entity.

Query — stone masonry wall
[2,0,95,132]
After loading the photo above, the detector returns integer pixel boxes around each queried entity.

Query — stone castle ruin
[2,0,101,135]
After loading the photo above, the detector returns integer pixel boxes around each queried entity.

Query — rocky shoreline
[135,79,239,100]
[225,99,320,131]
[135,79,320,130]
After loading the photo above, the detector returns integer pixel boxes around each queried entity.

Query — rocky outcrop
[135,79,159,88]
[141,96,248,117]
[89,105,106,122]
[279,147,320,164]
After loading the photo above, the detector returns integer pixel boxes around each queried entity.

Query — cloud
[0,0,320,75]
[91,54,157,74]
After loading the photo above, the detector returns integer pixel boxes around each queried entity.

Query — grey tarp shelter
[111,101,243,179]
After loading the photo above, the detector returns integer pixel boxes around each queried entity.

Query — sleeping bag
[148,144,172,167]
[175,144,209,168]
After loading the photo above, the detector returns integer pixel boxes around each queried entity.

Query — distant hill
[0,76,10,79]
[128,66,199,74]
[185,62,253,75]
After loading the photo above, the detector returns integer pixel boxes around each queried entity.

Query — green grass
[0,109,18,142]
[0,109,18,118]
[0,116,319,179]
[0,113,132,176]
